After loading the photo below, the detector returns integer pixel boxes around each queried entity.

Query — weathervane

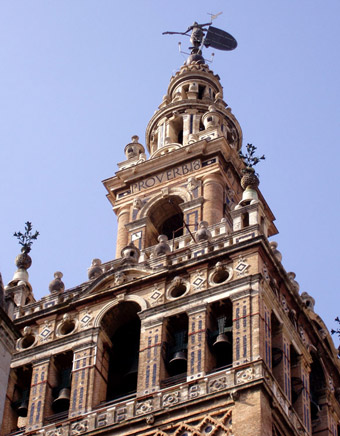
[162,13,237,64]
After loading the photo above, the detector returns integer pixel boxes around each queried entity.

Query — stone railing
[13,221,263,319]
[13,360,265,436]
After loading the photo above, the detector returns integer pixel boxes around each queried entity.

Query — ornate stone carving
[114,271,126,286]
[136,399,153,415]
[188,384,201,399]
[133,197,143,210]
[209,376,227,392]
[162,390,181,407]
[70,419,88,435]
[236,367,253,384]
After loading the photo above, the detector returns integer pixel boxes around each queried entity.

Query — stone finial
[124,136,145,160]
[121,242,140,263]
[195,221,212,242]
[202,106,222,130]
[88,259,103,280]
[49,271,65,293]
[300,291,315,311]
[154,235,171,256]
[287,272,300,293]
[9,251,32,287]
[269,241,282,262]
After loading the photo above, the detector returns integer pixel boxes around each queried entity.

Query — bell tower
[2,21,340,436]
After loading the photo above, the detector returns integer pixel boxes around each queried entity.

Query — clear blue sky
[0,1,339,346]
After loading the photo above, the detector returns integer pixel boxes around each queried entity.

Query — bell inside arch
[52,367,71,413]
[168,330,187,375]
[213,316,231,350]
[169,350,187,374]
[52,387,71,413]
[16,389,30,417]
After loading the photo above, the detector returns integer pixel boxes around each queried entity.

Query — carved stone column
[115,205,131,258]
[202,173,224,225]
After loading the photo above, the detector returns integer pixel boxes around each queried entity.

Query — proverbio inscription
[131,159,201,193]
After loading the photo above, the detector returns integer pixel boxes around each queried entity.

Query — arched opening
[101,302,141,402]
[6,365,32,433]
[148,195,184,244]
[207,299,233,372]
[309,356,326,428]
[161,313,188,387]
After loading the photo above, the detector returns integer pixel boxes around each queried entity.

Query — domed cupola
[146,63,242,158]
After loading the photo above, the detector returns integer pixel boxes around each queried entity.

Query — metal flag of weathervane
[162,12,237,60]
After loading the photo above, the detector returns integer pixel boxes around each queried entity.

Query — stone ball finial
[154,235,171,256]
[196,221,212,242]
[240,167,260,190]
[88,258,103,280]
[15,252,32,270]
[49,271,65,294]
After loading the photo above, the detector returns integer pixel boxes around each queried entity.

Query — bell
[169,350,187,375]
[213,332,231,349]
[17,398,29,417]
[52,387,70,413]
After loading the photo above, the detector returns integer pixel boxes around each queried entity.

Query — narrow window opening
[242,212,249,228]
[198,85,205,99]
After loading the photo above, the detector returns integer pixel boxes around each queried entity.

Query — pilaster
[187,305,207,380]
[26,358,50,431]
[137,319,163,395]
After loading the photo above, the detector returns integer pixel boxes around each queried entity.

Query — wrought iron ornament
[163,19,237,62]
